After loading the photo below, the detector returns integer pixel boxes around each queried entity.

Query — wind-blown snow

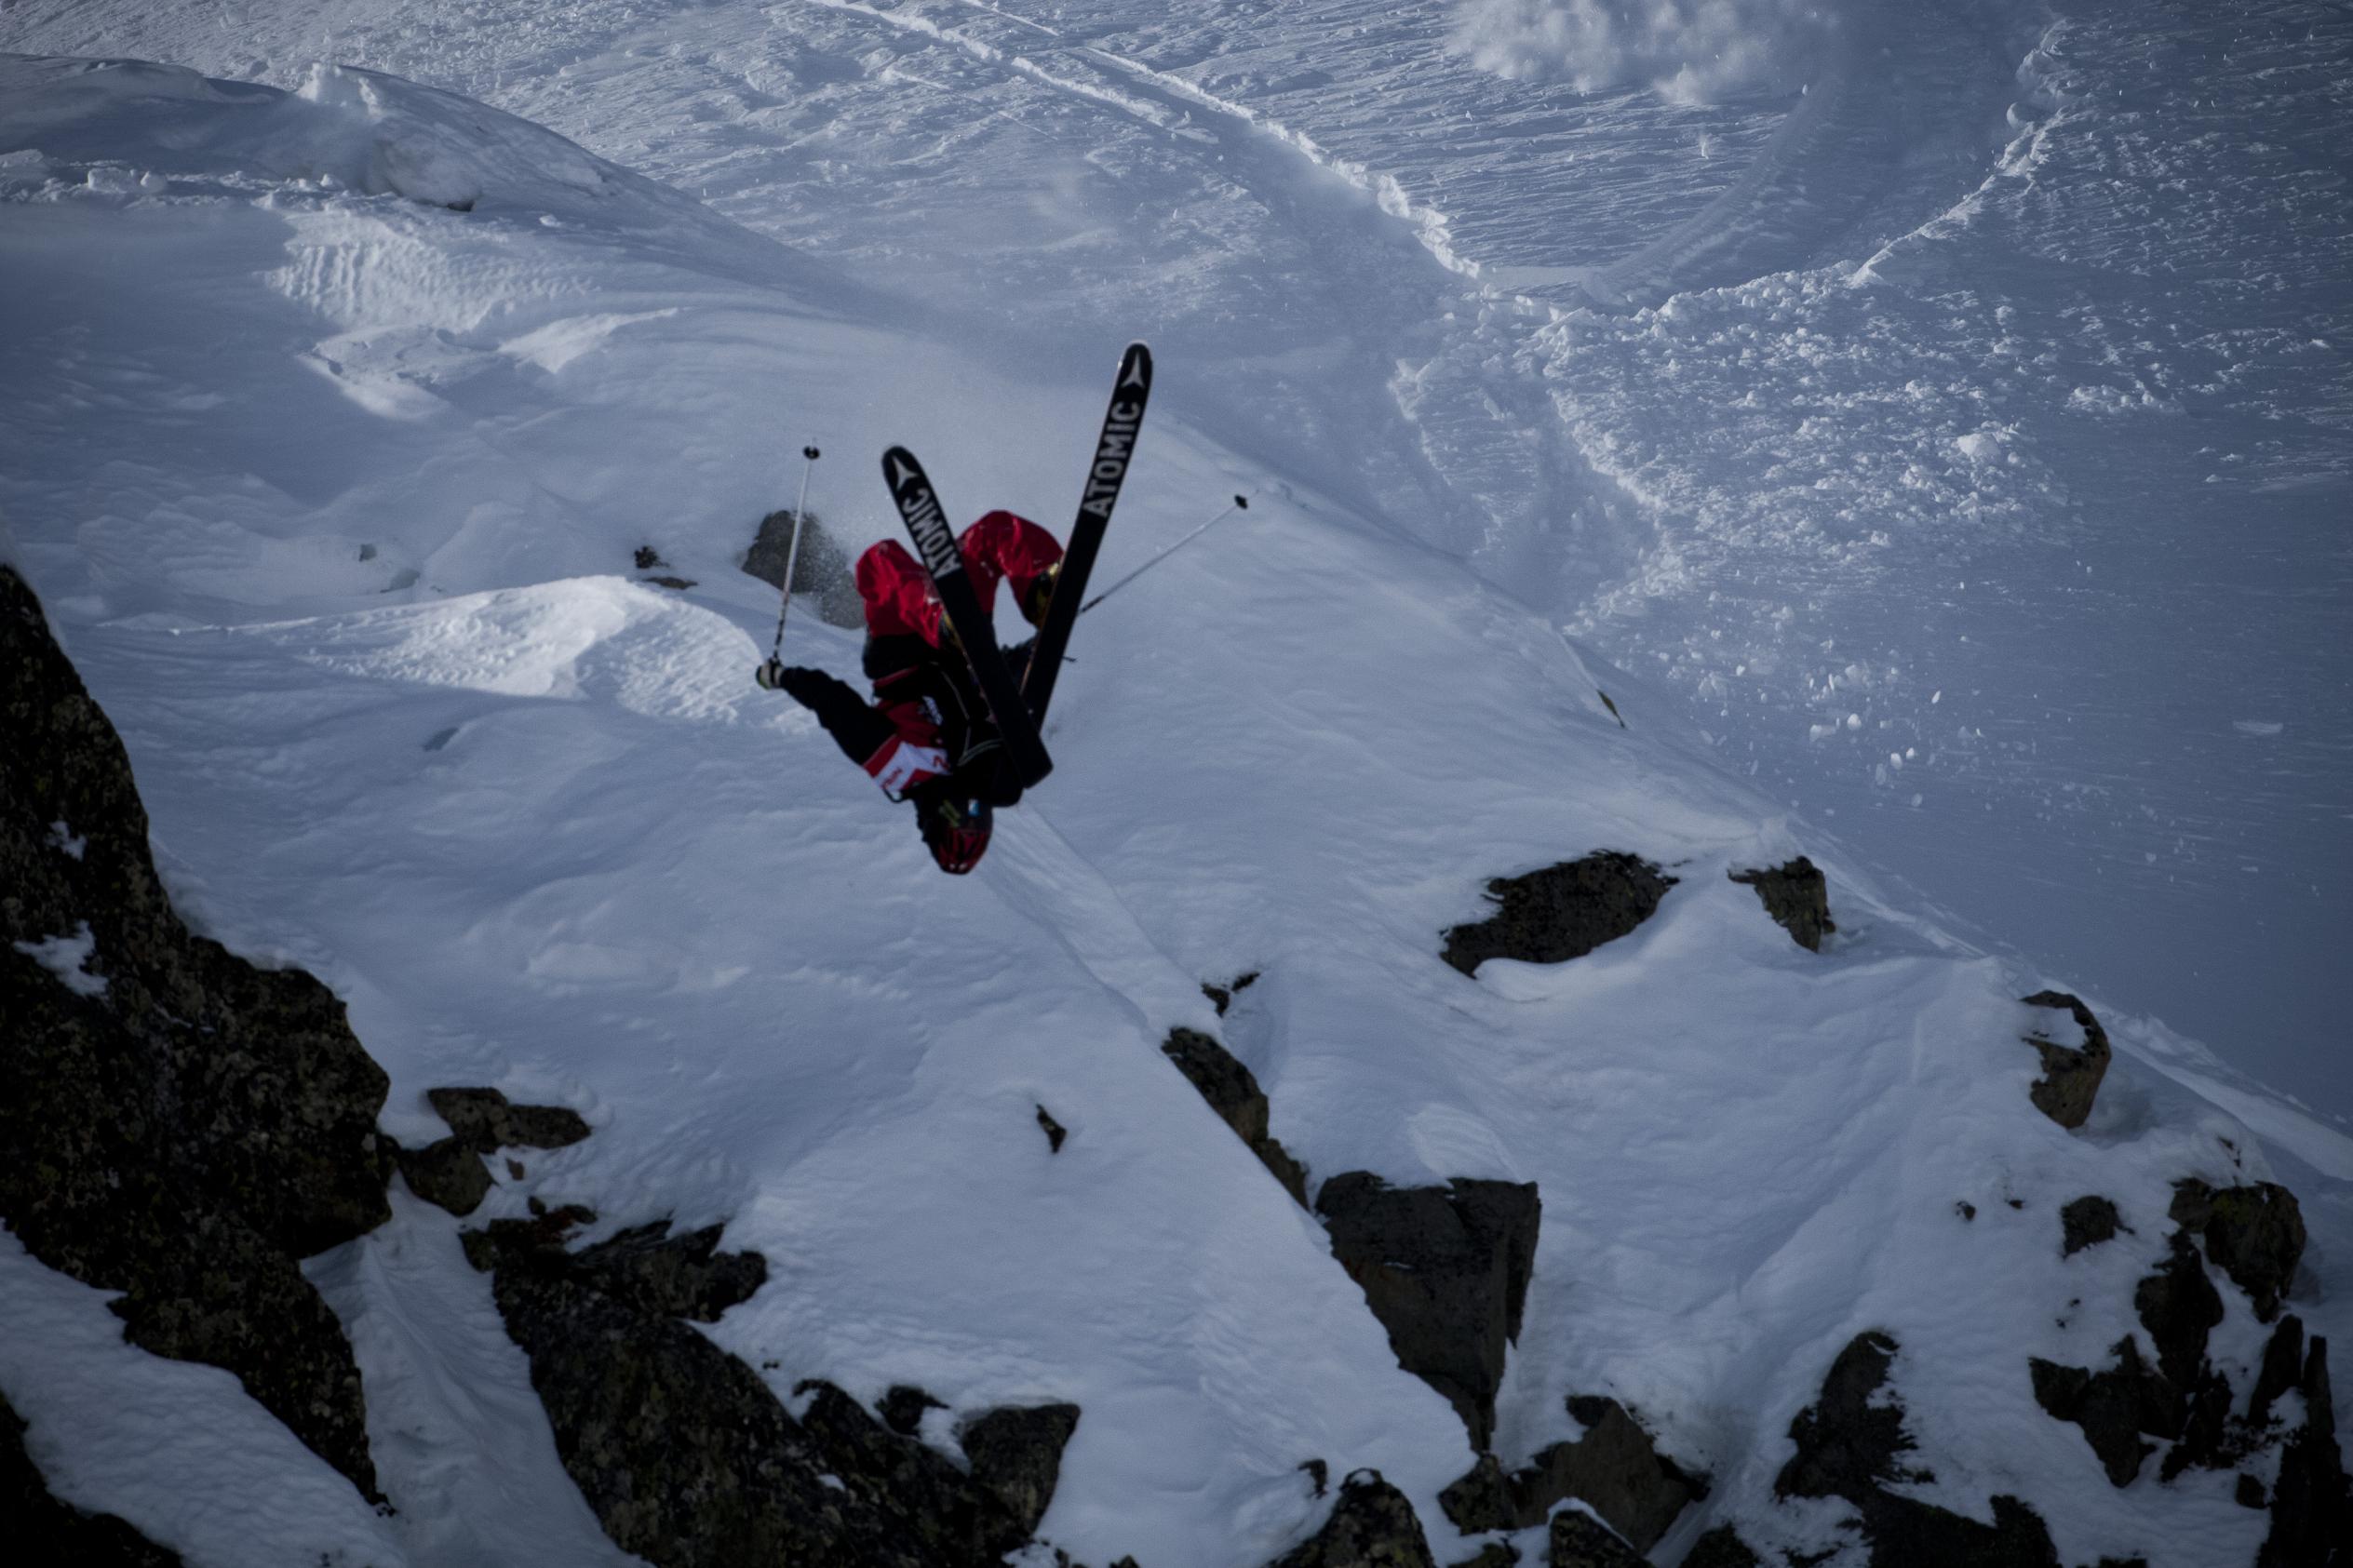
[0,4,2346,1564]
[1448,0,1837,102]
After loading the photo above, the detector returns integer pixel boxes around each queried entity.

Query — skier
[759,510,1062,875]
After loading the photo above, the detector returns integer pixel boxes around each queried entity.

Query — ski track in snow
[0,2,2349,1562]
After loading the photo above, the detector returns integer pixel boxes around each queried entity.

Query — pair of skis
[880,342,1153,792]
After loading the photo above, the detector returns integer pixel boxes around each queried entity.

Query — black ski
[1022,341,1152,725]
[881,446,1055,789]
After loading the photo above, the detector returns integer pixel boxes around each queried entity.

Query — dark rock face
[0,567,391,1496]
[744,508,863,628]
[1681,1525,1764,1567]
[1439,1397,1699,1548]
[2135,1234,2225,1400]
[2249,1317,2306,1430]
[1267,1471,1437,1568]
[1445,1547,1518,1568]
[2,1390,184,1567]
[1440,852,1676,976]
[428,1085,592,1153]
[397,1089,587,1214]
[1777,1333,2060,1567]
[2171,1179,2306,1322]
[2260,1333,2350,1567]
[464,1214,1070,1566]
[1547,1509,1645,1568]
[2061,1196,2124,1255]
[1314,1174,1539,1451]
[959,1402,1082,1541]
[397,1134,493,1215]
[2018,991,2111,1131]
[1161,1028,1309,1205]
[2030,1343,2166,1486]
[881,1385,948,1436]
[1727,857,1835,951]
[1203,971,1261,1016]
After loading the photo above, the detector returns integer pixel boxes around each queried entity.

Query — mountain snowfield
[0,3,2346,1567]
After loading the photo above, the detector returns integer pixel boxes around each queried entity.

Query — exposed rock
[1438,1397,1699,1548]
[1314,1174,1540,1451]
[1267,1470,1437,1568]
[0,567,391,1496]
[1547,1509,1645,1568]
[2248,1316,2306,1430]
[1445,1547,1517,1568]
[959,1402,1082,1542]
[1203,970,1261,1016]
[464,1216,1068,1566]
[2,1389,184,1567]
[1441,852,1677,976]
[1302,1457,1331,1497]
[397,1133,492,1216]
[644,575,697,591]
[2260,1334,2350,1568]
[2239,1474,2268,1509]
[1035,1104,1069,1153]
[2170,1179,2306,1322]
[1727,857,1835,951]
[1681,1525,1763,1567]
[744,507,863,628]
[564,1219,768,1321]
[2018,991,2111,1131]
[880,1385,947,1436]
[427,1086,591,1153]
[1161,1028,1309,1205]
[1777,1332,2060,1567]
[2061,1196,2123,1256]
[634,545,666,570]
[2029,1342,2166,1486]
[2135,1234,2224,1398]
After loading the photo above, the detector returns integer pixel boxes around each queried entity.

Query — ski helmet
[921,794,992,875]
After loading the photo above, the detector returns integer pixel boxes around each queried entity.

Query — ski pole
[768,444,822,659]
[1080,493,1250,616]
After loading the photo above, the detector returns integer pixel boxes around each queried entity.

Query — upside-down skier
[759,511,1063,875]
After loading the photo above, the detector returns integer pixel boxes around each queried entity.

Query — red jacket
[780,513,1062,802]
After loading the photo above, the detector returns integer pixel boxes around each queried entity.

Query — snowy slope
[9,0,2343,1128]
[0,9,2347,1568]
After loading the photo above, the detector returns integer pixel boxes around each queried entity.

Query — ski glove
[1019,561,1060,628]
[758,662,838,708]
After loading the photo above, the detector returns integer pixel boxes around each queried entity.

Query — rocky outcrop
[1681,1526,1763,1567]
[1439,1397,1700,1548]
[464,1210,1075,1567]
[1440,853,1677,976]
[744,507,863,628]
[1162,1027,1309,1204]
[2170,1179,2305,1323]
[2018,991,2111,1130]
[2260,1333,2350,1567]
[1314,1174,1540,1451]
[1727,857,1835,951]
[0,566,392,1496]
[1268,1471,1436,1568]
[1203,971,1261,1016]
[2062,1196,2124,1255]
[960,1401,1082,1539]
[1777,1333,2060,1567]
[2,1389,184,1567]
[397,1085,592,1216]
[2032,1183,2333,1496]
[1547,1509,1645,1568]
[2030,1342,2170,1486]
